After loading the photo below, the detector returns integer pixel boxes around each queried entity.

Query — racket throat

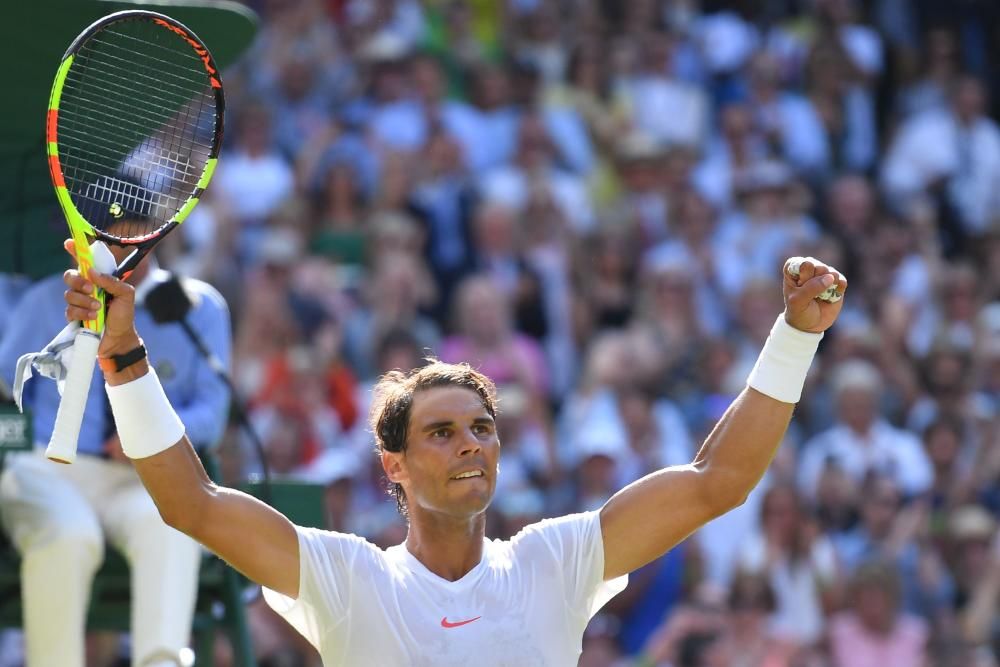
[115,247,143,278]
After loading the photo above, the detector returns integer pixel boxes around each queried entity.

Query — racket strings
[56,16,216,241]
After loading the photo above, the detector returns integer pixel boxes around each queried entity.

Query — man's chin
[448,487,495,516]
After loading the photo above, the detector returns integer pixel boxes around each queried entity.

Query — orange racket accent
[48,155,65,187]
[152,17,219,81]
[46,109,59,142]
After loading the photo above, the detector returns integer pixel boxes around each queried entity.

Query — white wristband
[747,315,823,404]
[106,368,185,459]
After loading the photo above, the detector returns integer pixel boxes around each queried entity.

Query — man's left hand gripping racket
[45,10,225,463]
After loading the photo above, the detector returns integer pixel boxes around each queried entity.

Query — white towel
[12,241,119,410]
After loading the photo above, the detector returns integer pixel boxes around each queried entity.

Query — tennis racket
[45,10,225,463]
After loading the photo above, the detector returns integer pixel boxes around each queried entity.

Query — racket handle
[46,329,101,464]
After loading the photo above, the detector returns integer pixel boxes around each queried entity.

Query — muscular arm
[600,387,793,580]
[61,252,305,598]
[600,257,846,581]
[108,360,301,597]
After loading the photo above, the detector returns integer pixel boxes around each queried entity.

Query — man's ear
[381,450,406,484]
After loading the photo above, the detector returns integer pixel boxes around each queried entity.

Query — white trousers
[0,450,200,667]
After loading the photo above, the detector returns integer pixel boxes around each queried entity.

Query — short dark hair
[369,359,497,516]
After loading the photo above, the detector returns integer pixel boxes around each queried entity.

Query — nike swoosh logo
[440,616,481,628]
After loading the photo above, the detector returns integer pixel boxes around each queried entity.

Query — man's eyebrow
[421,416,495,432]
[421,420,455,433]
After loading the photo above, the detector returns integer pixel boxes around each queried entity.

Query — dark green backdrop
[0,0,258,278]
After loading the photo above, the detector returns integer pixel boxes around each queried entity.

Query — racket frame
[46,9,225,283]
[44,10,225,463]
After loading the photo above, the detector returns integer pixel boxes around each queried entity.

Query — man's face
[384,386,500,519]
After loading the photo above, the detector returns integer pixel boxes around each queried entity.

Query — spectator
[343,251,440,380]
[828,560,929,667]
[882,75,1000,238]
[742,52,828,174]
[798,359,934,499]
[621,31,709,150]
[439,274,549,399]
[736,484,840,647]
[832,473,954,618]
[478,112,595,233]
[801,39,878,176]
[213,105,295,232]
[713,161,820,299]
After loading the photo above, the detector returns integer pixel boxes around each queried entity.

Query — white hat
[831,359,883,397]
[575,419,629,465]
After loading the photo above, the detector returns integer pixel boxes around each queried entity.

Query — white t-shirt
[263,511,627,666]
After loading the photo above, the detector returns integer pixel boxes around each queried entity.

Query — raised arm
[63,247,300,597]
[600,257,847,580]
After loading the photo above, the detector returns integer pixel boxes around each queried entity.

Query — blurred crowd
[75,0,1000,665]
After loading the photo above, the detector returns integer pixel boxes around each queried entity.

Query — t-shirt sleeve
[262,526,379,648]
[512,510,628,626]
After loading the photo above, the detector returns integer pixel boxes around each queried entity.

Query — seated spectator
[365,48,431,153]
[802,39,877,177]
[743,52,828,174]
[832,473,954,618]
[634,253,711,400]
[441,63,519,174]
[439,274,549,398]
[546,41,631,178]
[693,101,768,209]
[798,359,934,499]
[621,31,709,150]
[909,343,994,452]
[713,161,820,299]
[719,572,800,667]
[478,113,595,233]
[343,250,440,379]
[828,561,929,667]
[604,133,672,248]
[945,504,999,626]
[490,383,557,496]
[894,26,961,118]
[213,104,295,231]
[467,202,545,338]
[575,226,639,333]
[882,75,1000,237]
[736,484,840,647]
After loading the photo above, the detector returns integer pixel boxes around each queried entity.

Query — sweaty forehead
[409,386,490,426]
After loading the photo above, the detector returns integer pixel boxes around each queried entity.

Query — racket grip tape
[46,329,101,464]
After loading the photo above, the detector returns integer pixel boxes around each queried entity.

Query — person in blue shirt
[0,229,231,667]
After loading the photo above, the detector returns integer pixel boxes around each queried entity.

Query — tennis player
[62,241,845,666]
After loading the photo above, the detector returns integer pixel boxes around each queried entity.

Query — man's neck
[404,510,487,581]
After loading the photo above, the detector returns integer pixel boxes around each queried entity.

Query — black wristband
[99,342,147,373]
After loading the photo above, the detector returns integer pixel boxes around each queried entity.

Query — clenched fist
[781,256,847,334]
